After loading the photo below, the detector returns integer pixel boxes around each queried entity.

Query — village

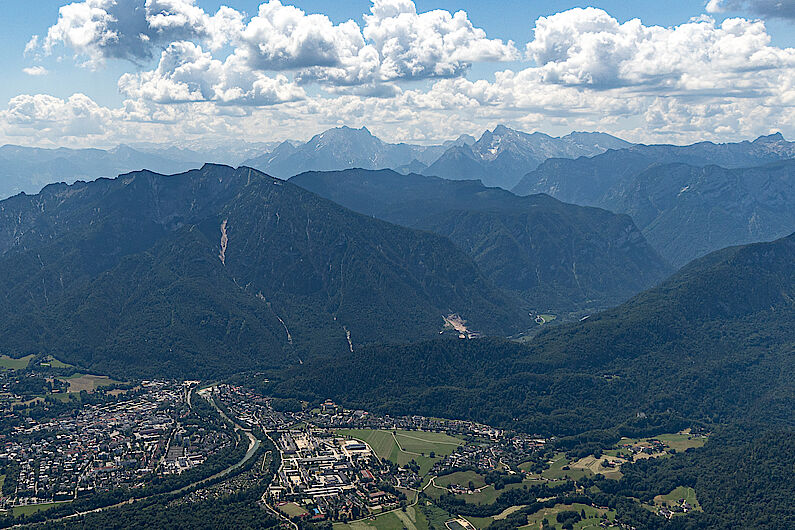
[210,384,555,525]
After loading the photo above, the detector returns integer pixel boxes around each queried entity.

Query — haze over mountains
[0,141,276,200]
[243,125,632,188]
[0,164,529,378]
[423,126,632,189]
[513,133,795,266]
[0,125,624,200]
[242,126,447,178]
[291,168,671,312]
[1,126,793,380]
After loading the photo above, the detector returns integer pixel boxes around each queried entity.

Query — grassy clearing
[493,504,528,520]
[394,431,462,455]
[434,471,486,490]
[428,479,532,505]
[539,453,590,481]
[617,432,706,453]
[0,354,35,370]
[570,455,626,480]
[463,516,493,529]
[654,486,701,512]
[521,503,616,529]
[59,374,120,393]
[336,429,463,475]
[41,356,73,369]
[278,502,308,517]
[11,501,70,517]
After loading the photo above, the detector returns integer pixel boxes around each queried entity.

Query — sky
[2,0,794,148]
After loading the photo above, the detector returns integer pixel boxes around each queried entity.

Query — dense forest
[268,233,794,435]
[291,168,671,312]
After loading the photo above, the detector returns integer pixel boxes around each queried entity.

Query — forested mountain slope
[513,135,795,265]
[291,168,671,311]
[0,165,528,378]
[274,233,795,435]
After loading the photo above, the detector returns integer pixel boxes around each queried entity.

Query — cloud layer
[8,1,795,147]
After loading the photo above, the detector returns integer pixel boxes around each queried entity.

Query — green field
[0,354,35,370]
[539,453,591,481]
[336,429,463,475]
[427,476,534,506]
[333,500,454,530]
[463,515,493,529]
[278,502,309,517]
[521,503,616,529]
[434,471,486,490]
[11,501,70,517]
[569,455,625,480]
[617,432,707,453]
[654,486,701,511]
[59,373,121,393]
[41,356,73,369]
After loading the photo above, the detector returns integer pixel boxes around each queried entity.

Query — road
[14,388,261,528]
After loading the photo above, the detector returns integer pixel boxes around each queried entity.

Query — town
[0,380,234,514]
[0,364,709,528]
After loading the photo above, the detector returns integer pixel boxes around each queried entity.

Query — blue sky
[2,0,794,147]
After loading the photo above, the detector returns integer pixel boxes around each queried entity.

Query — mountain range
[0,141,281,201]
[0,164,528,378]
[0,125,631,202]
[290,168,671,312]
[423,126,632,189]
[242,126,447,178]
[242,125,631,187]
[513,134,795,266]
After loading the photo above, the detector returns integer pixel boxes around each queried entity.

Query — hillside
[274,233,795,435]
[0,165,528,378]
[290,168,671,312]
[613,161,795,266]
[512,135,795,265]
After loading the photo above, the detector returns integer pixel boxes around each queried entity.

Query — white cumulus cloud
[23,66,49,76]
[362,0,519,81]
[118,41,306,106]
[526,7,795,93]
[7,3,795,147]
[35,0,241,65]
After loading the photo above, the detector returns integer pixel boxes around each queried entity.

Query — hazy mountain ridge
[0,143,204,200]
[290,168,671,312]
[424,125,632,189]
[242,126,447,178]
[513,134,795,266]
[0,164,529,378]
